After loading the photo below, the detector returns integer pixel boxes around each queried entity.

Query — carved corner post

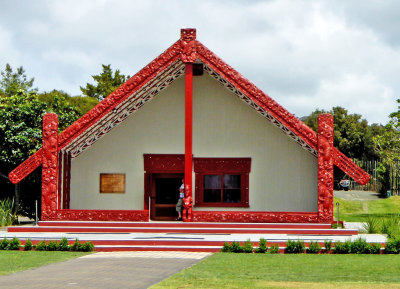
[41,113,59,220]
[317,114,334,223]
[181,28,196,222]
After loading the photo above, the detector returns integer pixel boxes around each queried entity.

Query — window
[194,158,251,207]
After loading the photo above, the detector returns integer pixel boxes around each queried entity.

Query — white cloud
[0,0,399,124]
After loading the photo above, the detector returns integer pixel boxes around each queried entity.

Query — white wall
[192,75,318,212]
[70,72,317,212]
[69,77,185,210]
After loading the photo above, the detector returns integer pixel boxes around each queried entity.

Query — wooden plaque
[100,173,125,193]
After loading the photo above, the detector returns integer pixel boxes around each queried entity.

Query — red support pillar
[317,113,334,223]
[41,113,59,220]
[183,63,193,222]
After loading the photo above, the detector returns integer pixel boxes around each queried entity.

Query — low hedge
[0,237,94,252]
[221,238,389,254]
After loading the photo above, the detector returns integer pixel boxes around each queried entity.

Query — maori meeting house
[9,28,370,224]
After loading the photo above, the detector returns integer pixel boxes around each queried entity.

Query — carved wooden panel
[100,174,126,193]
[41,113,59,220]
[193,211,318,223]
[143,154,185,173]
[51,209,149,221]
[317,114,334,223]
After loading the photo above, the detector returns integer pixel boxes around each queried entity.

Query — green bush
[0,198,18,227]
[306,241,321,254]
[0,238,9,250]
[324,240,332,253]
[8,237,20,250]
[35,240,47,251]
[231,241,243,253]
[80,241,94,252]
[333,241,351,254]
[269,244,280,254]
[59,237,70,251]
[70,239,81,252]
[385,239,400,254]
[382,215,400,240]
[369,243,382,254]
[242,239,254,253]
[362,217,380,234]
[46,240,59,251]
[350,238,370,254]
[24,239,33,251]
[255,238,267,253]
[285,240,305,254]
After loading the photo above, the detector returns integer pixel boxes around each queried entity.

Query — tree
[80,64,129,101]
[303,106,379,160]
[0,63,36,96]
[38,90,98,120]
[373,99,400,194]
[0,90,81,216]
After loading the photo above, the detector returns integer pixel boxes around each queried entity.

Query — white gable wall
[69,73,317,212]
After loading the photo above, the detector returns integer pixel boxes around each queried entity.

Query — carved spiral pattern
[317,114,334,223]
[193,211,318,223]
[52,209,149,221]
[41,113,59,220]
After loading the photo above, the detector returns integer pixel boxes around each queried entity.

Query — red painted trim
[143,154,185,173]
[317,114,334,223]
[37,221,331,229]
[192,211,319,223]
[62,152,71,209]
[46,209,149,221]
[184,63,193,222]
[57,151,62,210]
[41,113,59,220]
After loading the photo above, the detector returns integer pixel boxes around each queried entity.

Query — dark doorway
[150,174,183,221]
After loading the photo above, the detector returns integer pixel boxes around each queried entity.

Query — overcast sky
[1,0,399,125]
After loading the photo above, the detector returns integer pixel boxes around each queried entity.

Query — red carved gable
[9,28,370,186]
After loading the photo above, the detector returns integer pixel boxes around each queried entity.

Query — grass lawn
[0,251,90,276]
[334,196,400,222]
[152,253,400,289]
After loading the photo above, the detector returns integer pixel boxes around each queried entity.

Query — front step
[5,221,368,252]
[8,225,358,235]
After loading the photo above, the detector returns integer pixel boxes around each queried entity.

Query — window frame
[194,158,251,207]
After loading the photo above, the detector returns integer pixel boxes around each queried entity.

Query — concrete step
[8,225,358,235]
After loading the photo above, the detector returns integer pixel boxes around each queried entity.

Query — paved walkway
[334,190,381,201]
[0,251,212,289]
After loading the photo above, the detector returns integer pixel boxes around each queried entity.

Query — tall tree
[373,99,400,194]
[0,63,36,96]
[80,64,129,101]
[303,107,379,160]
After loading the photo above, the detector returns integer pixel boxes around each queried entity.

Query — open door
[150,173,183,221]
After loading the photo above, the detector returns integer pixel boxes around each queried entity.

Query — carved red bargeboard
[192,211,318,223]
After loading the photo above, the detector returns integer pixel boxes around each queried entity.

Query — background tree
[0,63,37,96]
[80,64,129,101]
[373,99,400,194]
[303,106,380,160]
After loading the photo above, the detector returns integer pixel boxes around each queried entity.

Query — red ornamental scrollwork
[51,209,149,221]
[317,114,334,223]
[41,113,59,220]
[192,211,318,223]
[194,158,251,173]
[8,149,43,184]
[143,154,185,173]
[180,28,197,63]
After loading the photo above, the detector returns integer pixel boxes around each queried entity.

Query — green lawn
[152,253,400,289]
[334,196,400,222]
[0,251,90,276]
